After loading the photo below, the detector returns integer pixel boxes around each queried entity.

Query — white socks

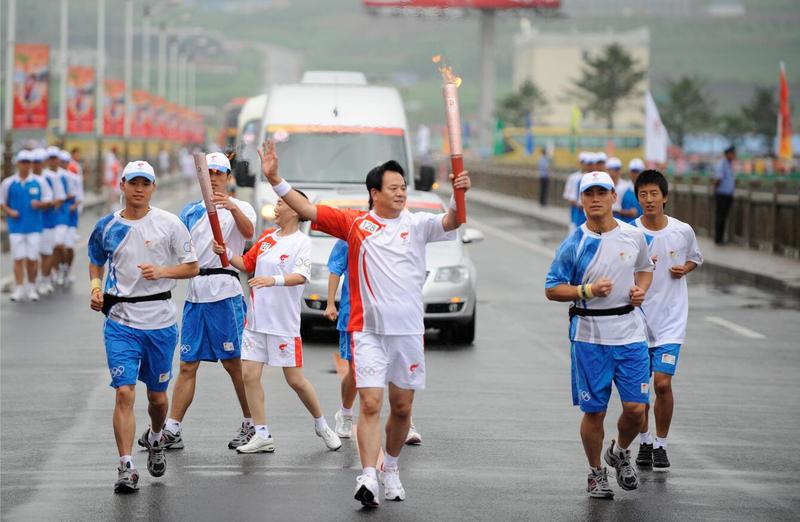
[340,406,354,417]
[165,418,181,433]
[120,455,134,469]
[639,431,654,445]
[362,467,377,480]
[614,441,630,457]
[383,453,399,470]
[148,430,162,446]
[255,425,270,439]
[243,417,254,428]
[314,416,328,431]
[654,436,668,449]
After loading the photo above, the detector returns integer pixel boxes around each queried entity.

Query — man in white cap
[563,152,590,232]
[41,147,68,289]
[607,157,639,223]
[30,148,55,295]
[44,147,74,286]
[594,151,607,171]
[88,160,199,493]
[1,150,53,301]
[628,158,645,186]
[148,152,257,451]
[60,149,83,284]
[545,170,654,499]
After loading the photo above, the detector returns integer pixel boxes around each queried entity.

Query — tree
[740,86,778,153]
[660,76,715,148]
[716,112,749,147]
[570,44,646,130]
[496,79,548,127]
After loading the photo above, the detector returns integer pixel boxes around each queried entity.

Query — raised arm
[259,140,317,222]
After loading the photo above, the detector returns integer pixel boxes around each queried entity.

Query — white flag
[645,91,669,164]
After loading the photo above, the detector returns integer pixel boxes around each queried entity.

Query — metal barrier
[466,160,800,259]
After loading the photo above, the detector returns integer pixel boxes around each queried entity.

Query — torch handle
[450,154,467,225]
[207,211,230,267]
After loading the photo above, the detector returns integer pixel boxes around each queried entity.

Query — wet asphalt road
[2,184,799,521]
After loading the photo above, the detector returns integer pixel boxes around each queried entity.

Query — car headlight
[260,204,275,220]
[310,263,330,281]
[435,266,468,284]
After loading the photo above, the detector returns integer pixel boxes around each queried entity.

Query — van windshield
[270,131,408,184]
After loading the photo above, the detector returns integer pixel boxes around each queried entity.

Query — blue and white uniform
[53,166,73,246]
[0,166,53,260]
[40,165,67,256]
[546,218,655,413]
[634,216,703,375]
[89,206,198,390]
[327,239,352,361]
[178,195,256,362]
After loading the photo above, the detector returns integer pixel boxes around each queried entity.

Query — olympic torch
[434,55,467,224]
[193,152,229,267]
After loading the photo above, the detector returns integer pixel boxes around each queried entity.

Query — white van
[248,71,415,227]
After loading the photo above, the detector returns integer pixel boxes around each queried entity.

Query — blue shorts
[338,330,353,362]
[650,344,681,376]
[571,341,650,413]
[180,296,245,363]
[104,319,178,392]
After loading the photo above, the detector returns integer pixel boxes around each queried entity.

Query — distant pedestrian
[563,152,589,232]
[538,147,549,206]
[712,146,736,245]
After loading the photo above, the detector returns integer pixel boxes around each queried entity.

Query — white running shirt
[634,216,703,346]
[315,206,456,335]
[88,207,198,330]
[241,228,311,337]
[180,198,256,303]
[612,179,634,212]
[546,219,655,345]
[563,171,582,204]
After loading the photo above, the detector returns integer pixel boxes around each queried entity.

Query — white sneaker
[381,467,406,501]
[38,280,53,295]
[405,423,422,445]
[54,272,65,286]
[235,434,275,454]
[354,473,380,507]
[27,286,40,302]
[9,287,25,302]
[316,425,342,451]
[334,410,353,438]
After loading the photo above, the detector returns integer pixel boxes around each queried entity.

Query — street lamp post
[95,0,106,193]
[123,0,133,163]
[59,0,69,142]
[3,0,17,180]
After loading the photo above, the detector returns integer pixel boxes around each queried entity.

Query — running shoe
[586,468,614,499]
[603,440,638,491]
[236,434,275,454]
[137,427,183,450]
[653,447,671,472]
[228,423,255,449]
[147,438,167,477]
[37,280,53,296]
[636,443,653,468]
[334,410,353,439]
[114,462,139,494]
[27,286,39,302]
[405,423,422,445]
[316,425,343,451]
[380,467,406,501]
[9,287,24,302]
[354,473,380,508]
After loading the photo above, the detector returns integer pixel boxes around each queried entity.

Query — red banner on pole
[13,44,50,129]
[131,90,152,138]
[66,65,95,134]
[103,79,125,136]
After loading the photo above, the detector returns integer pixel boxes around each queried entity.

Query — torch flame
[432,55,462,87]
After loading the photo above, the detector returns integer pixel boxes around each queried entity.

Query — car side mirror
[234,160,255,188]
[461,228,484,244]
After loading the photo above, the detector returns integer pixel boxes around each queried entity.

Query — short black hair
[366,160,405,208]
[634,169,669,198]
[293,189,310,222]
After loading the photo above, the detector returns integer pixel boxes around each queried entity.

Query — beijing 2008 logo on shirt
[618,251,634,263]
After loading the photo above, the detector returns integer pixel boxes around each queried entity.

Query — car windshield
[269,130,408,184]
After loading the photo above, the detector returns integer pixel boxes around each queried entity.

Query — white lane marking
[705,316,766,339]
[468,217,555,258]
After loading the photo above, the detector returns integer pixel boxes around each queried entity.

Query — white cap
[32,148,47,162]
[46,146,61,158]
[606,157,622,170]
[578,151,590,164]
[629,158,645,172]
[594,152,607,163]
[58,150,72,162]
[206,152,231,173]
[16,149,34,163]
[580,171,615,193]
[122,160,156,183]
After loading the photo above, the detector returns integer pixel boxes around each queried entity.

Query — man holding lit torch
[258,137,470,507]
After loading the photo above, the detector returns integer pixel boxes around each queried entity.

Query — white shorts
[241,329,303,367]
[9,233,41,260]
[352,332,425,390]
[39,228,55,255]
[53,224,69,246]
[63,226,77,248]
